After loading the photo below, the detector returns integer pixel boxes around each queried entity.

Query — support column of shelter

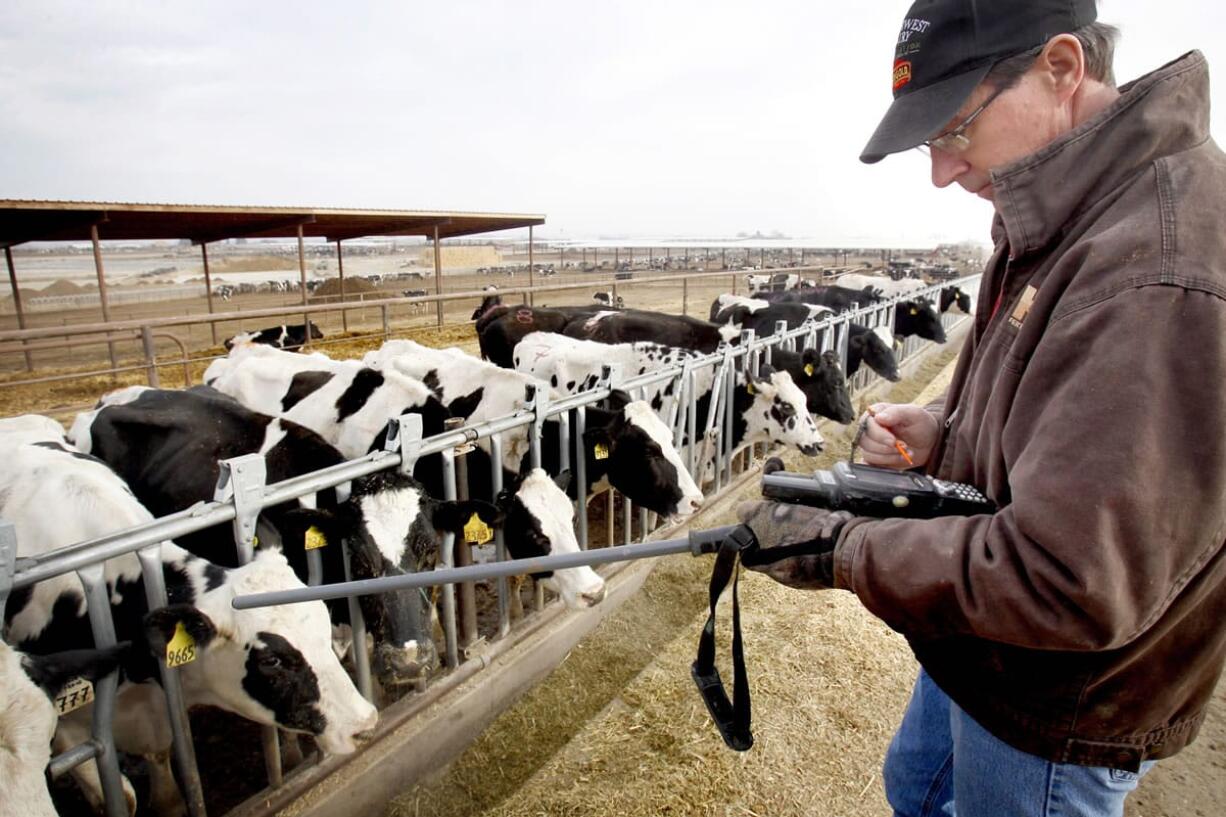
[4,247,33,371]
[433,226,443,327]
[89,224,119,371]
[528,225,535,306]
[336,241,349,332]
[200,243,217,345]
[297,225,310,347]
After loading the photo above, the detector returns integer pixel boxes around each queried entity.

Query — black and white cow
[470,286,503,321]
[708,294,835,337]
[224,321,324,351]
[847,324,901,381]
[562,309,740,354]
[767,284,884,313]
[2,416,378,815]
[939,285,974,314]
[592,291,624,308]
[0,641,129,817]
[204,347,607,608]
[835,272,929,297]
[745,272,801,294]
[476,304,577,367]
[512,332,824,478]
[363,339,706,523]
[892,299,947,342]
[70,386,497,684]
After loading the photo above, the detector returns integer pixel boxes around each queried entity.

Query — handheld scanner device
[761,461,995,519]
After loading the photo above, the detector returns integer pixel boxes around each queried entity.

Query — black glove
[735,500,853,590]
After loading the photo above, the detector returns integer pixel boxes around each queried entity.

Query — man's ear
[1038,33,1086,102]
[431,499,503,533]
[143,605,219,661]
[21,643,132,697]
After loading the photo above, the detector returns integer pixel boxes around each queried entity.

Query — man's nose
[930,148,969,189]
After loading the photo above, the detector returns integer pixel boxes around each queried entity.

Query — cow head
[896,300,946,343]
[792,349,855,424]
[143,550,378,755]
[280,471,501,685]
[940,286,972,314]
[497,468,606,608]
[850,327,901,381]
[588,395,704,522]
[740,367,824,456]
[307,321,325,341]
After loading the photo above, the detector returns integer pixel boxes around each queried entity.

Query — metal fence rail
[0,275,978,817]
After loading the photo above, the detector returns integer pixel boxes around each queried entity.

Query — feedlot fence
[0,276,978,817]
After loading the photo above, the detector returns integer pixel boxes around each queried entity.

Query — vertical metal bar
[340,538,373,701]
[75,565,128,817]
[622,492,632,546]
[297,225,309,347]
[381,304,390,341]
[336,240,349,333]
[433,225,444,327]
[439,449,460,668]
[724,354,735,486]
[682,275,688,316]
[488,434,511,637]
[687,368,698,481]
[721,247,726,270]
[200,243,219,346]
[605,489,615,547]
[89,224,118,372]
[140,326,160,388]
[448,420,478,651]
[136,547,208,817]
[573,407,588,551]
[4,248,33,371]
[527,225,535,306]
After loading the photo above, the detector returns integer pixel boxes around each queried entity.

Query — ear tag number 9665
[166,621,197,668]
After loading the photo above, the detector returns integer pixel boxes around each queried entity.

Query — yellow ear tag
[593,442,610,460]
[166,622,197,669]
[252,534,259,548]
[910,307,918,315]
[304,525,327,550]
[746,383,755,395]
[54,677,96,715]
[463,513,493,545]
[804,364,815,376]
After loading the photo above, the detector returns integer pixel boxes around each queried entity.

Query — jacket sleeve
[835,285,1226,651]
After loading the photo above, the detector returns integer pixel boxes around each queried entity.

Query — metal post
[136,547,208,817]
[381,304,390,340]
[76,565,128,817]
[614,247,619,267]
[761,247,766,269]
[140,325,160,388]
[488,434,511,637]
[5,246,34,370]
[340,536,374,700]
[89,224,119,372]
[682,276,688,316]
[336,240,349,333]
[527,225,535,306]
[573,407,588,550]
[297,225,309,347]
[200,243,218,345]
[448,418,478,652]
[433,225,444,327]
[439,449,460,668]
[721,247,726,269]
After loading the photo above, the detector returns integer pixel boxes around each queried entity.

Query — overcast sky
[1,1,1222,247]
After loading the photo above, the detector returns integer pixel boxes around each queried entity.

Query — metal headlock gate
[0,276,979,817]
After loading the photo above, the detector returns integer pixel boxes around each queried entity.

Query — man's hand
[736,500,854,590]
[859,403,940,469]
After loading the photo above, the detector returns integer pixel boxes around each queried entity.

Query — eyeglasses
[915,84,1009,156]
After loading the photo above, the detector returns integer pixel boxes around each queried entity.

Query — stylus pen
[866,405,915,466]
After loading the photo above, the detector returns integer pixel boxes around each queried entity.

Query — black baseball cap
[860,0,1098,163]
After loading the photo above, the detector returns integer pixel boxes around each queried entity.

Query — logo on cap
[893,59,912,91]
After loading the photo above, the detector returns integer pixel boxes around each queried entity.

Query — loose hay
[386,349,962,817]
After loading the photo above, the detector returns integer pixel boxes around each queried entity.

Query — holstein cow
[362,339,705,523]
[470,286,503,321]
[512,332,823,481]
[939,285,974,314]
[0,641,129,817]
[224,321,324,351]
[2,416,377,816]
[476,305,576,367]
[562,309,740,354]
[848,324,901,381]
[204,347,606,608]
[708,294,835,336]
[835,272,930,297]
[745,272,801,294]
[592,291,624,308]
[70,386,497,684]
[768,284,884,313]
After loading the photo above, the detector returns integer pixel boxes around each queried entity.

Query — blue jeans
[883,669,1156,817]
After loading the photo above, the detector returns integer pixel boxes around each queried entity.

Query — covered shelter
[0,199,545,361]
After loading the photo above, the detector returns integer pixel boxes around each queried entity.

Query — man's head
[861,1,1120,203]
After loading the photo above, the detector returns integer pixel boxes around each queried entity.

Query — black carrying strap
[692,524,832,752]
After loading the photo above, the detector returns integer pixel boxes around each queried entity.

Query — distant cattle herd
[1,269,969,816]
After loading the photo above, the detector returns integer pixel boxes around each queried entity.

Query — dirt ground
[385,348,1226,817]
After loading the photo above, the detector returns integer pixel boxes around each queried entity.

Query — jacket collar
[991,51,1211,257]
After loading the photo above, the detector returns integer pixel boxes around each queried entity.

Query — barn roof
[0,199,545,248]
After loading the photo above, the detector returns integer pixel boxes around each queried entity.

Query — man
[737,2,1226,815]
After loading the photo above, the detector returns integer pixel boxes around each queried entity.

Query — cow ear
[143,605,218,661]
[431,499,503,533]
[21,642,132,697]
[279,508,343,553]
[552,469,572,493]
[758,363,776,379]
[604,389,632,413]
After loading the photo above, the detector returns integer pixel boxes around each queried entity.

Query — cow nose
[581,586,607,607]
[799,443,822,456]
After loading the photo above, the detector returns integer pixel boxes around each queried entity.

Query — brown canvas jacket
[833,51,1226,770]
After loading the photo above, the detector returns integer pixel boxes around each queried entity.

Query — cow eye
[259,654,282,670]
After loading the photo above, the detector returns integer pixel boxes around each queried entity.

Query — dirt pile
[310,276,378,299]
[38,279,93,296]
